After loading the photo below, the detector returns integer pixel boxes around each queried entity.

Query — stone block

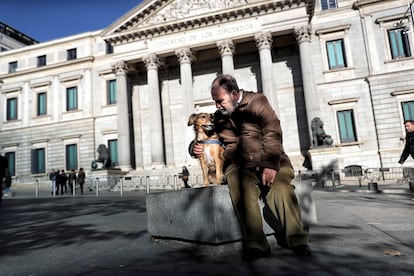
[147,183,317,246]
[88,169,127,191]
[146,185,243,244]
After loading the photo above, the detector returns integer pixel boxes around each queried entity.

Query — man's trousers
[226,166,309,252]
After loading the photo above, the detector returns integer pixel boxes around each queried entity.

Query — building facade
[0,21,38,52]
[1,0,414,185]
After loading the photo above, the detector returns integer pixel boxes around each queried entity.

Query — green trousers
[226,166,309,252]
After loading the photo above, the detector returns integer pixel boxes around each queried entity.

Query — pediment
[102,0,313,44]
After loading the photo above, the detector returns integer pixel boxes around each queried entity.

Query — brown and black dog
[188,113,224,186]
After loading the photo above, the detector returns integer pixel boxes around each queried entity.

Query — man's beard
[219,109,230,115]
[218,101,237,116]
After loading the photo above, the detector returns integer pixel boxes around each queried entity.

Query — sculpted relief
[142,0,260,26]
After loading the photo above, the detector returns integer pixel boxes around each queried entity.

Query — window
[388,27,411,59]
[37,92,47,116]
[66,144,78,170]
[31,148,45,174]
[326,39,347,69]
[67,48,77,60]
[5,152,16,176]
[321,0,337,10]
[337,110,357,143]
[8,61,17,73]
[108,139,118,166]
[37,55,46,67]
[107,79,117,105]
[402,101,414,121]
[6,98,18,121]
[66,87,78,111]
[106,42,113,54]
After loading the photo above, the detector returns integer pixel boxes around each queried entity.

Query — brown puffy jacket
[230,90,293,171]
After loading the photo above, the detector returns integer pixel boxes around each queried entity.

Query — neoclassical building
[1,0,414,185]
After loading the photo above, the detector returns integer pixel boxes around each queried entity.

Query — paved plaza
[1,186,414,276]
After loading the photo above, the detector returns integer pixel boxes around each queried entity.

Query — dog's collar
[200,140,223,146]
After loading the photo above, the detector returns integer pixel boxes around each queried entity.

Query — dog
[188,113,224,186]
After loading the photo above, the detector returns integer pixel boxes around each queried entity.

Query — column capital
[143,54,161,70]
[217,39,235,57]
[175,48,195,64]
[111,61,129,75]
[254,32,273,49]
[294,25,312,43]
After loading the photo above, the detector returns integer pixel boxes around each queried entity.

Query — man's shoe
[292,244,312,256]
[242,248,270,262]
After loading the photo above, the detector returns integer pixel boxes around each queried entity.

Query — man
[49,169,57,195]
[192,74,311,261]
[399,119,414,164]
[0,154,8,204]
[57,170,68,195]
[77,167,86,195]
[68,169,77,195]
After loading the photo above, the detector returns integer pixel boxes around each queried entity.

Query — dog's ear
[188,113,197,126]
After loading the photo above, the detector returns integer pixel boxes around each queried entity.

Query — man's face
[405,122,414,133]
[211,85,238,115]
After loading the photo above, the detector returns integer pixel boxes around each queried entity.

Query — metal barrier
[296,166,411,190]
[28,166,413,198]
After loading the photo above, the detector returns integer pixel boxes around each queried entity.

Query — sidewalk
[322,181,414,195]
[1,189,414,275]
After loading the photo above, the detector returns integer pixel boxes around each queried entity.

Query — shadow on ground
[0,196,146,257]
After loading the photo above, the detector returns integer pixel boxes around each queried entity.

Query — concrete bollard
[35,179,39,197]
[368,182,378,191]
[96,178,99,196]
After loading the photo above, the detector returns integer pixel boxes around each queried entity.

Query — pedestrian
[398,119,414,164]
[0,154,8,204]
[192,74,311,261]
[68,169,77,194]
[49,169,57,195]
[180,166,191,188]
[77,167,85,195]
[57,170,68,195]
[3,169,12,196]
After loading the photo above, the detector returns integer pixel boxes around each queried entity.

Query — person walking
[399,119,414,164]
[180,166,191,188]
[398,119,414,193]
[77,167,86,195]
[192,74,311,261]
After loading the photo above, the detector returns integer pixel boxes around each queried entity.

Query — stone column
[294,25,320,140]
[217,39,235,76]
[112,61,131,170]
[175,48,196,162]
[175,48,195,116]
[143,54,164,164]
[254,32,279,114]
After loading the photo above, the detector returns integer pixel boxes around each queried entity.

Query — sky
[0,0,143,43]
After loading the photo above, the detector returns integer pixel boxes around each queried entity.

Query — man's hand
[193,143,204,158]
[262,168,277,186]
